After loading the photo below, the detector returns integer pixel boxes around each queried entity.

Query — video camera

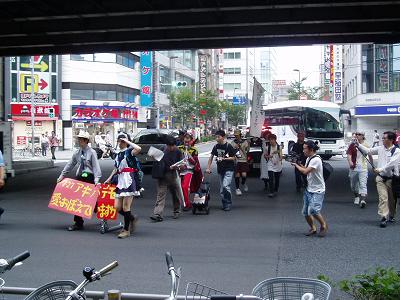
[283,151,302,164]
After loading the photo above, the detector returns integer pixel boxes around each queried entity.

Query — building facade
[61,53,141,149]
[342,44,400,142]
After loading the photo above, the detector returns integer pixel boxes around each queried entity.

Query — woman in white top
[260,132,270,190]
[264,134,283,197]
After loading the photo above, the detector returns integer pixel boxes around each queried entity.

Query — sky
[273,45,323,87]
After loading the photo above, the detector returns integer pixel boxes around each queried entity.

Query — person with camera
[57,131,102,231]
[347,132,373,208]
[206,130,236,211]
[356,131,400,228]
[231,129,250,196]
[264,134,283,198]
[290,132,307,192]
[292,140,328,237]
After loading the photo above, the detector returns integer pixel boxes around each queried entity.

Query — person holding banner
[57,131,102,231]
[104,133,142,239]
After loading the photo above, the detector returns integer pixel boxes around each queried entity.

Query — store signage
[232,96,247,105]
[199,54,208,94]
[140,51,153,107]
[26,121,43,126]
[17,136,27,145]
[355,105,400,116]
[11,104,59,118]
[72,106,138,122]
[218,49,224,100]
[333,45,343,104]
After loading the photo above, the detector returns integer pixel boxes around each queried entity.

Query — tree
[287,78,322,100]
[225,102,246,126]
[196,90,221,122]
[169,88,196,127]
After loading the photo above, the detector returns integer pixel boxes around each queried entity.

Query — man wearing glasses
[356,131,400,228]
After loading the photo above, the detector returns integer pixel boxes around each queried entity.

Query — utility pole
[30,56,35,156]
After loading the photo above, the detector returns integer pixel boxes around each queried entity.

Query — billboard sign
[140,51,153,107]
[199,54,208,94]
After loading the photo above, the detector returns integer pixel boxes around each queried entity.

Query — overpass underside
[1,0,400,55]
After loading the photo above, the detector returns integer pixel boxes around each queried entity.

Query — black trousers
[295,168,307,188]
[268,171,282,193]
[73,173,95,227]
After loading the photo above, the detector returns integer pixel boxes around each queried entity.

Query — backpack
[306,155,333,181]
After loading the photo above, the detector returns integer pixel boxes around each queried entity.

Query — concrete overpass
[0,0,400,55]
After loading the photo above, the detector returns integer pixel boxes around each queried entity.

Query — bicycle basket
[252,277,331,300]
[24,280,79,300]
[185,282,228,300]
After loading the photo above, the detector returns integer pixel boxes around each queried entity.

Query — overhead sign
[355,105,400,116]
[249,78,265,137]
[232,96,247,105]
[72,106,138,122]
[19,72,49,94]
[11,104,59,120]
[140,51,153,107]
[199,54,208,94]
[333,45,343,104]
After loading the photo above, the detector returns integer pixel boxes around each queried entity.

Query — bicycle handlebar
[6,251,30,271]
[165,252,174,270]
[97,261,118,278]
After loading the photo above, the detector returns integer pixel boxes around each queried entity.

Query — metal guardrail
[1,286,187,300]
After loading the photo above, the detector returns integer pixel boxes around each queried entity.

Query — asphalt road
[0,142,399,299]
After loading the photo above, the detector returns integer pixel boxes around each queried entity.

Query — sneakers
[354,197,360,205]
[150,214,163,222]
[318,227,328,238]
[129,216,138,233]
[388,216,396,223]
[173,211,180,219]
[118,229,130,239]
[67,223,84,231]
[360,200,366,208]
[0,207,4,221]
[243,184,249,192]
[268,193,274,198]
[235,189,242,196]
[380,217,387,228]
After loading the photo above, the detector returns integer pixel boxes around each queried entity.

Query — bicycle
[0,251,31,297]
[24,261,119,300]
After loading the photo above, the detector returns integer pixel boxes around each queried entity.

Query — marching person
[206,130,236,211]
[231,129,250,196]
[104,133,141,239]
[150,136,183,222]
[372,130,380,147]
[0,150,6,222]
[347,132,373,208]
[291,132,307,192]
[356,131,400,228]
[178,133,202,210]
[260,131,270,191]
[48,131,59,160]
[292,140,328,237]
[57,131,102,231]
[265,134,283,197]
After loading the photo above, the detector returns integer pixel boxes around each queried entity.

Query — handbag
[152,160,166,179]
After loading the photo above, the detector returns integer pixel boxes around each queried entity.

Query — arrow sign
[20,60,48,72]
[38,79,48,90]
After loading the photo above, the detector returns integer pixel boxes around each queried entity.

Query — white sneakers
[354,197,360,205]
[243,184,249,192]
[236,189,242,196]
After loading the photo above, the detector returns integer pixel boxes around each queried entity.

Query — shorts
[302,190,325,216]
[235,162,250,173]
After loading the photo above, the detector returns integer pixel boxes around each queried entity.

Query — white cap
[76,130,90,140]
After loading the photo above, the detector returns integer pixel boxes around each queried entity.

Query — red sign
[200,109,207,115]
[96,184,117,220]
[72,106,138,122]
[26,121,42,126]
[11,104,59,120]
[17,136,27,145]
[48,178,99,219]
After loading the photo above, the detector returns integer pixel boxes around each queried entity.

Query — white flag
[249,78,265,137]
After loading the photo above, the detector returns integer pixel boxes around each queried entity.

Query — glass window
[94,53,116,63]
[304,108,343,138]
[70,54,93,61]
[51,55,57,73]
[11,73,17,101]
[71,89,93,100]
[184,50,193,68]
[223,83,241,90]
[52,75,57,102]
[94,90,116,100]
[235,52,241,59]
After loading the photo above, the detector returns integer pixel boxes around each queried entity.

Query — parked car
[246,136,263,175]
[132,129,176,169]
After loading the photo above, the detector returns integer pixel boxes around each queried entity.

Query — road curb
[13,160,55,175]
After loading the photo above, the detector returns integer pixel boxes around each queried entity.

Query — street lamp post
[293,69,301,99]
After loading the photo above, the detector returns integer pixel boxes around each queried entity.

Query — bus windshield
[304,107,343,138]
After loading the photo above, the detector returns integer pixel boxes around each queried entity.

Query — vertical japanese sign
[375,45,389,92]
[218,49,224,100]
[249,78,265,137]
[96,184,117,220]
[333,45,343,104]
[199,54,208,95]
[48,178,99,219]
[330,45,334,96]
[140,51,153,107]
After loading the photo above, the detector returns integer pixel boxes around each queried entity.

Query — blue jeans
[302,190,325,216]
[219,171,234,208]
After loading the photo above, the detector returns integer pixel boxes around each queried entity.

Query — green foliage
[318,268,400,300]
[196,90,221,121]
[169,88,196,126]
[225,102,246,126]
[288,78,322,100]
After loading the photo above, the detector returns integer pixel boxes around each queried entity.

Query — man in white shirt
[357,131,400,228]
[292,140,328,237]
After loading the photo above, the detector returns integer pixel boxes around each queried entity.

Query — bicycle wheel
[24,280,78,300]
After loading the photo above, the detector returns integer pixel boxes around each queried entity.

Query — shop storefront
[71,105,138,147]
[11,103,59,148]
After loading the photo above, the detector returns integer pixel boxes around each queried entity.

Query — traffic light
[48,107,55,118]
[176,81,187,88]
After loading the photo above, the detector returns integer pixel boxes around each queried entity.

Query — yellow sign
[20,74,39,93]
[20,60,48,72]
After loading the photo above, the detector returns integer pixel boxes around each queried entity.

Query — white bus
[263,100,347,159]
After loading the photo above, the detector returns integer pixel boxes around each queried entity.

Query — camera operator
[292,140,328,238]
[291,132,307,192]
